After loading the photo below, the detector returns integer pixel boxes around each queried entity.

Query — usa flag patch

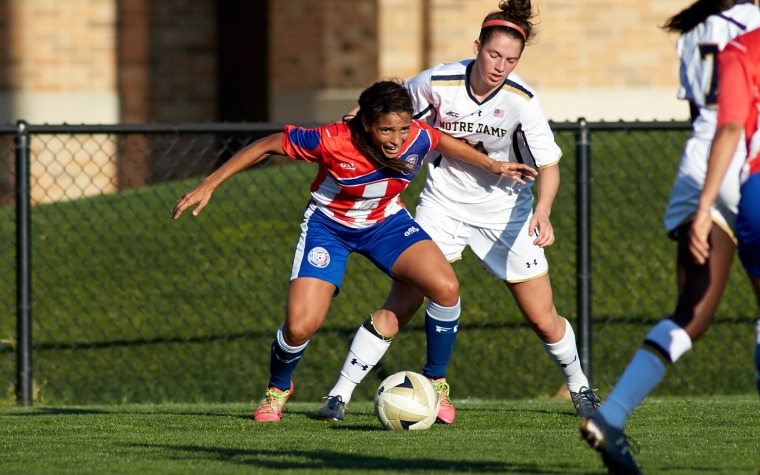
[494,108,505,118]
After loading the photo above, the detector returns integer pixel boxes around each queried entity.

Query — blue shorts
[737,173,760,278]
[290,208,431,295]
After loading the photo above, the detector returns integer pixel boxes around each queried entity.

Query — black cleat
[315,395,346,422]
[571,386,602,418]
[580,412,642,475]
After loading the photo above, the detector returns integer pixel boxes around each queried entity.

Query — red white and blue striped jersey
[719,27,760,180]
[281,120,441,229]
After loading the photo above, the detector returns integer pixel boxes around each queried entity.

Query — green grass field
[1,397,758,474]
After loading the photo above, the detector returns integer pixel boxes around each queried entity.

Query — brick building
[0,0,696,124]
[0,0,695,201]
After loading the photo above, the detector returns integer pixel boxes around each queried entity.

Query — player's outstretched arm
[435,132,536,183]
[172,133,285,219]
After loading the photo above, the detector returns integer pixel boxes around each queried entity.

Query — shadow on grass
[0,407,114,416]
[127,443,579,473]
[0,407,253,418]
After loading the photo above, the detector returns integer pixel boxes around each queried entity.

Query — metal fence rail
[2,119,756,407]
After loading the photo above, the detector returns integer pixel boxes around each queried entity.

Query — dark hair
[480,0,537,52]
[662,0,739,34]
[347,79,414,173]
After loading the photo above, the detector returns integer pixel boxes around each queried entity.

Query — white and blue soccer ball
[374,371,439,431]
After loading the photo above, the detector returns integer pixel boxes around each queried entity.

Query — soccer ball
[374,371,439,430]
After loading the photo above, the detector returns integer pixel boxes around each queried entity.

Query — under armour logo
[351,358,369,371]
[526,259,538,268]
[477,110,482,116]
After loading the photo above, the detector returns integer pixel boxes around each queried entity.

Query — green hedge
[0,127,756,405]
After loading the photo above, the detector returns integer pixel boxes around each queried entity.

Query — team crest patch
[307,247,331,268]
[402,154,418,174]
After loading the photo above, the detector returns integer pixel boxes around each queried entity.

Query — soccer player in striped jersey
[581,2,760,474]
[171,80,535,423]
[318,0,599,424]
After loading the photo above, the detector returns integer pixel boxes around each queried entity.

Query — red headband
[481,19,526,40]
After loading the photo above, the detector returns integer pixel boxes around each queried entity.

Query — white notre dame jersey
[665,3,760,235]
[406,59,561,228]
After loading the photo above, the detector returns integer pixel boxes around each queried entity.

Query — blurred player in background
[689,26,760,397]
[317,0,600,424]
[172,80,535,423]
[580,2,760,474]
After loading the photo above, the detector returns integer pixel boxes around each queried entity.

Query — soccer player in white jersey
[581,2,760,474]
[317,0,600,425]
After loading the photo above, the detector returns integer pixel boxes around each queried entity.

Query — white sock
[599,319,692,429]
[327,325,391,404]
[542,318,589,393]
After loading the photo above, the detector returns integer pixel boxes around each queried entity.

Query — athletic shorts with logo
[290,207,431,295]
[415,198,547,283]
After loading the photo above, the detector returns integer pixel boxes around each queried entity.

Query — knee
[528,311,564,341]
[282,320,315,346]
[432,275,459,308]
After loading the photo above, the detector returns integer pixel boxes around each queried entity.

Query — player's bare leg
[507,273,563,342]
[508,273,599,416]
[255,277,334,422]
[670,225,734,338]
[284,277,335,344]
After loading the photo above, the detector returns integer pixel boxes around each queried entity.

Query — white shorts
[415,199,548,283]
[664,137,742,240]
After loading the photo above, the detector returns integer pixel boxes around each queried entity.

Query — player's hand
[172,182,215,219]
[689,209,712,264]
[529,212,554,248]
[488,162,537,184]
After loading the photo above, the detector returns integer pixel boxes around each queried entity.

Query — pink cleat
[429,377,456,424]
[253,381,294,422]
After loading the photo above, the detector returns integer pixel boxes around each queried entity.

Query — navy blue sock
[422,299,460,379]
[268,326,308,391]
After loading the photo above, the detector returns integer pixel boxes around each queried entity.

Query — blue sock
[422,298,461,379]
[268,326,308,391]
[599,320,691,429]
[599,349,665,429]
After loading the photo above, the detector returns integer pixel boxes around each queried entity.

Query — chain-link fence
[1,121,756,406]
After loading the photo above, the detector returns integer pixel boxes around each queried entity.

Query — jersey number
[699,43,720,106]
